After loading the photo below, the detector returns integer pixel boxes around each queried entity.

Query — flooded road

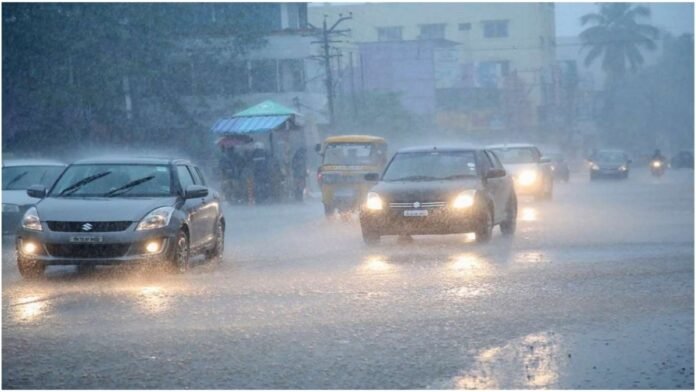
[2,169,693,389]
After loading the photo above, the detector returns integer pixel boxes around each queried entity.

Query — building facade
[309,2,556,133]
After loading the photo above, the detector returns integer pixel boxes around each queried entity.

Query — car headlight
[136,207,175,231]
[517,170,538,186]
[452,190,476,209]
[619,165,627,171]
[2,203,20,213]
[21,207,42,231]
[652,161,662,168]
[591,163,600,170]
[365,192,383,211]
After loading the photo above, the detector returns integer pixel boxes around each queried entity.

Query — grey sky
[555,2,694,37]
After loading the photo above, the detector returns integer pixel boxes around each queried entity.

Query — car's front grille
[46,221,132,232]
[45,243,130,258]
[389,201,447,209]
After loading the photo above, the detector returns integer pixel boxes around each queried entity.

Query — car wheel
[543,179,554,200]
[500,195,517,236]
[17,256,45,279]
[170,229,190,273]
[475,206,493,243]
[362,228,381,246]
[205,219,224,264]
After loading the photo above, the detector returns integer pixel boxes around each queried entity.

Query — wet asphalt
[2,168,694,389]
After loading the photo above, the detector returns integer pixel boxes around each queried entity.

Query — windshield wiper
[103,175,155,197]
[386,175,439,182]
[59,171,112,196]
[4,171,28,188]
[438,174,475,180]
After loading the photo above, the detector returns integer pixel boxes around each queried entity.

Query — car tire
[475,206,493,243]
[17,256,45,279]
[169,229,190,273]
[205,219,224,264]
[500,195,517,236]
[362,228,381,246]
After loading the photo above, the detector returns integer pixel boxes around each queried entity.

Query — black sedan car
[3,159,66,235]
[589,149,631,180]
[359,146,517,245]
[15,157,224,278]
[546,152,570,182]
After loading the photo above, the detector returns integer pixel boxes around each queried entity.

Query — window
[377,26,403,41]
[483,20,508,38]
[419,23,446,40]
[458,23,471,31]
[485,151,504,170]
[177,165,195,190]
[477,151,491,175]
[279,59,305,92]
[251,60,277,93]
[195,167,207,185]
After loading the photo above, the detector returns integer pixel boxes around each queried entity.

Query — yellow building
[309,2,556,131]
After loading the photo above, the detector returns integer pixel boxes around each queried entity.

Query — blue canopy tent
[211,100,302,155]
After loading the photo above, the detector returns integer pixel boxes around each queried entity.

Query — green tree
[2,3,268,158]
[580,3,660,82]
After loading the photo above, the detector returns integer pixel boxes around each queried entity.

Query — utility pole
[308,13,352,126]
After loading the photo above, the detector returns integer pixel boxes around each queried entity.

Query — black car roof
[70,156,191,165]
[397,145,481,153]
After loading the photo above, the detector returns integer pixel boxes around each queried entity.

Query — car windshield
[323,143,379,165]
[491,147,539,164]
[382,151,478,182]
[2,165,64,190]
[596,151,626,162]
[50,164,173,197]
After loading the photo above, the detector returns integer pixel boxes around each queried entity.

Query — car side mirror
[184,185,208,199]
[314,143,322,154]
[485,168,506,179]
[26,184,47,199]
[364,173,379,181]
[539,156,551,163]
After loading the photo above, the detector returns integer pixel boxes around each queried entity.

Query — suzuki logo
[413,202,421,208]
[82,223,93,231]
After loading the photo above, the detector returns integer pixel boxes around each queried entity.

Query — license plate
[404,210,428,217]
[69,235,104,243]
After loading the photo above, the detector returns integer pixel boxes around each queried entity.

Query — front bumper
[360,205,480,235]
[591,168,627,177]
[15,227,176,266]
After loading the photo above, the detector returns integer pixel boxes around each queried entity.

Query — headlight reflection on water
[520,207,538,222]
[134,285,170,314]
[12,295,50,323]
[358,256,393,274]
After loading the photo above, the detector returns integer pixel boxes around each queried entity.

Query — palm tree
[580,3,660,82]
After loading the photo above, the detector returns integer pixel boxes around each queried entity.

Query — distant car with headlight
[359,146,517,245]
[14,157,225,278]
[3,159,66,235]
[488,144,554,200]
[588,149,631,180]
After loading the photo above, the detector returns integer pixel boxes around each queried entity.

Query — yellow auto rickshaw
[315,135,388,217]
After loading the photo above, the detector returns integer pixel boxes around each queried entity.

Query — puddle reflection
[452,331,562,389]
